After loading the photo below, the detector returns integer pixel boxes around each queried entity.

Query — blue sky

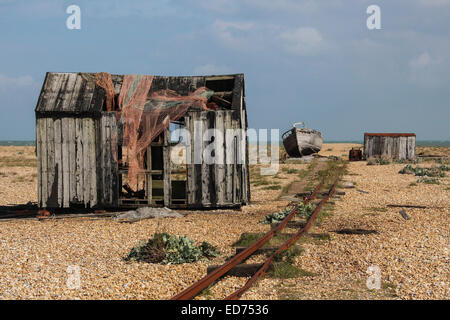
[0,0,449,140]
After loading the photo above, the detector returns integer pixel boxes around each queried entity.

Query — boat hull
[282,128,323,158]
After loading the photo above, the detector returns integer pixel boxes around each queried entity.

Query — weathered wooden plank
[43,73,64,112]
[67,73,84,111]
[238,88,249,204]
[105,117,112,205]
[95,117,103,206]
[207,263,264,277]
[233,118,241,203]
[111,114,119,207]
[224,111,234,204]
[185,113,195,205]
[187,112,203,206]
[163,126,171,207]
[89,118,98,206]
[36,120,41,207]
[54,117,63,207]
[231,74,243,111]
[46,118,56,206]
[35,73,50,112]
[398,137,407,160]
[407,136,416,159]
[54,73,71,112]
[81,76,96,113]
[83,119,91,206]
[99,114,116,206]
[215,111,225,206]
[60,73,78,112]
[75,117,84,203]
[147,145,152,205]
[201,112,211,205]
[68,118,76,203]
[62,117,70,207]
[37,119,47,207]
[101,115,107,205]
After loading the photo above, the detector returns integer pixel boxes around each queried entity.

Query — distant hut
[35,72,250,209]
[364,133,416,160]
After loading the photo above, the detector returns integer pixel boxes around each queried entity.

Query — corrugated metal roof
[364,133,416,137]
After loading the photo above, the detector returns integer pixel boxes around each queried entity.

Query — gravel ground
[0,145,448,300]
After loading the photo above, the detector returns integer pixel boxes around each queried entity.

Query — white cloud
[193,64,231,75]
[212,20,256,48]
[280,27,324,56]
[0,74,34,90]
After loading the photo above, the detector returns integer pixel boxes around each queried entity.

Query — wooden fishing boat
[282,122,323,158]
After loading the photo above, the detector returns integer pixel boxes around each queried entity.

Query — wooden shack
[35,72,250,209]
[364,133,416,160]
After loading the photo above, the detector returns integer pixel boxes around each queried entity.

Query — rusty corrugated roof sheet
[364,133,416,137]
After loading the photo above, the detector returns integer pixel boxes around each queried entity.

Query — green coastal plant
[125,233,219,264]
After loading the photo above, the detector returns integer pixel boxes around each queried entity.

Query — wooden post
[163,127,171,207]
[147,146,152,205]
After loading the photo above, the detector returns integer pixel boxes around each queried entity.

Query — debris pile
[114,207,184,223]
[125,233,219,264]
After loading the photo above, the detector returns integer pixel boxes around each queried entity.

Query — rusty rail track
[171,181,324,300]
[224,179,339,300]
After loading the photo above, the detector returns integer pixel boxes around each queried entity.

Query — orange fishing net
[95,73,217,190]
[95,72,116,112]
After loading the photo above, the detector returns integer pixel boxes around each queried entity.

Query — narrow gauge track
[171,179,338,300]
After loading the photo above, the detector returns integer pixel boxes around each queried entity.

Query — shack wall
[36,112,118,208]
[36,72,249,209]
[364,134,416,160]
[186,110,249,208]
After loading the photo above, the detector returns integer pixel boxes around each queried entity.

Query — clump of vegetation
[261,203,315,224]
[253,180,270,186]
[436,158,450,165]
[274,246,302,264]
[269,262,317,279]
[417,177,440,184]
[270,246,308,279]
[282,168,299,174]
[296,202,316,219]
[399,164,447,177]
[261,207,293,224]
[367,158,390,165]
[232,233,263,247]
[125,233,219,264]
[0,156,36,168]
[232,232,296,248]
